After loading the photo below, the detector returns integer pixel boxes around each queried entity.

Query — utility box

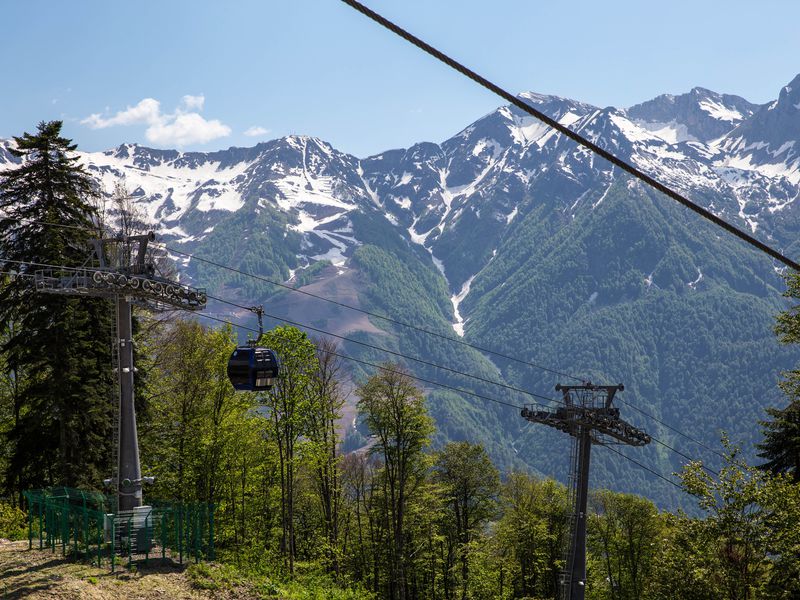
[115,505,154,554]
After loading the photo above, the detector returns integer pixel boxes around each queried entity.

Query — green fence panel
[21,488,214,571]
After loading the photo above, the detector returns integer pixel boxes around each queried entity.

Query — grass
[186,559,375,600]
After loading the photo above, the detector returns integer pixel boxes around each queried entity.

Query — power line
[648,434,719,477]
[168,243,730,468]
[615,397,727,462]
[162,243,585,383]
[603,444,685,491]
[189,308,524,411]
[191,305,692,489]
[207,291,560,405]
[0,217,760,463]
[194,290,717,480]
[208,289,721,476]
[0,263,699,492]
[0,214,588,383]
[337,0,800,273]
[0,250,563,405]
[0,251,729,473]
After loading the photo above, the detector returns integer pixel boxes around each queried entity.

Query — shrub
[0,501,27,540]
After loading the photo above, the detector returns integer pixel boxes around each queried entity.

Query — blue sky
[3,0,799,157]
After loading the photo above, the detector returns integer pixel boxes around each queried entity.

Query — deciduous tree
[434,441,499,600]
[357,364,434,600]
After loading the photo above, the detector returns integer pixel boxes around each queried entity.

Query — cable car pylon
[34,231,206,511]
[521,383,650,600]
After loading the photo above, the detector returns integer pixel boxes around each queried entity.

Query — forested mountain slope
[4,74,800,508]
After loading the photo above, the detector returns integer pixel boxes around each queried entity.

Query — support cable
[199,289,721,478]
[603,444,685,490]
[207,291,558,405]
[0,216,586,383]
[163,244,584,382]
[0,257,728,474]
[0,217,760,462]
[337,0,800,272]
[191,308,524,410]
[190,307,691,490]
[615,398,728,461]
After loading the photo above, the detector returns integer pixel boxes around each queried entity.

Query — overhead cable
[0,244,731,470]
[337,0,800,272]
[162,243,585,382]
[207,291,559,405]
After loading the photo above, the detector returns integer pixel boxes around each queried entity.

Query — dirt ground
[0,538,215,600]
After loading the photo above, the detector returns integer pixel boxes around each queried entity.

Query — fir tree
[0,120,113,497]
[759,272,800,481]
[757,401,800,480]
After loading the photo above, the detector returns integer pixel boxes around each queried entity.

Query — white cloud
[244,126,270,137]
[80,95,230,147]
[82,98,162,129]
[146,113,231,146]
[181,94,205,111]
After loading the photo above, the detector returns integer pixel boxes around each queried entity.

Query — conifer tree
[0,120,113,496]
[758,272,800,481]
[757,401,800,480]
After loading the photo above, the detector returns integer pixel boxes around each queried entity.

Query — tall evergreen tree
[759,272,800,480]
[0,120,113,497]
[757,401,800,480]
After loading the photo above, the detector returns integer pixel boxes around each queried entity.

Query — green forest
[4,122,800,599]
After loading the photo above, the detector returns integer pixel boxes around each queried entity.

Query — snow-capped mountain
[715,73,800,186]
[4,74,800,507]
[625,87,759,143]
[4,73,799,338]
[59,77,798,289]
[3,74,796,306]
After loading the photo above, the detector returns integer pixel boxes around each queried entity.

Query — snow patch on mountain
[451,274,476,337]
[83,146,252,221]
[633,120,698,144]
[698,99,743,122]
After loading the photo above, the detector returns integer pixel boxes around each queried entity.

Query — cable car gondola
[226,305,280,391]
[227,345,280,391]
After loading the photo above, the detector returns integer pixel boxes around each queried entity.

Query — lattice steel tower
[521,383,650,600]
[35,232,206,511]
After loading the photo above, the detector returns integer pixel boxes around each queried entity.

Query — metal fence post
[178,505,183,565]
[161,512,167,560]
[144,512,150,566]
[38,496,43,550]
[111,516,116,573]
[209,503,215,561]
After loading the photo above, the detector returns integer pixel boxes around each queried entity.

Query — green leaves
[0,121,112,493]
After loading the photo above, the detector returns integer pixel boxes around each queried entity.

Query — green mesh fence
[23,488,214,571]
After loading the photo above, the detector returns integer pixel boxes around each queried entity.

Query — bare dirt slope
[266,267,385,338]
[0,539,245,600]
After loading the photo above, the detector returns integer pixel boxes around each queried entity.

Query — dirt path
[0,539,211,599]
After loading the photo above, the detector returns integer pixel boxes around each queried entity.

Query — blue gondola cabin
[227,346,280,391]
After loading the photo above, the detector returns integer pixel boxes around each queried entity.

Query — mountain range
[4,73,800,509]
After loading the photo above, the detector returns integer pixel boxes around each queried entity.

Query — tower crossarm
[34,267,206,310]
[520,405,576,435]
[585,413,650,446]
[520,405,650,447]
